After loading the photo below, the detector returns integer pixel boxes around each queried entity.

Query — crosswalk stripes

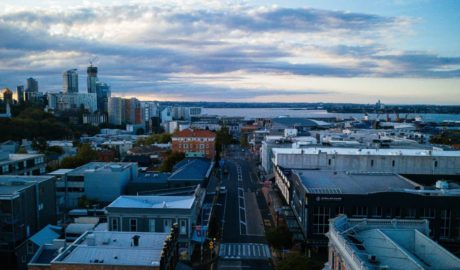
[219,243,271,260]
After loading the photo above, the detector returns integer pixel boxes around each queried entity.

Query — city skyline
[1,0,459,104]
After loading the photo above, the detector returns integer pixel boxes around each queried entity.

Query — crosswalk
[219,243,271,260]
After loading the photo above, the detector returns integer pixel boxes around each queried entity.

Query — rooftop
[108,195,195,209]
[329,215,460,270]
[293,170,417,195]
[272,147,460,157]
[0,176,54,196]
[30,225,62,246]
[53,231,170,267]
[170,158,213,181]
[68,162,136,175]
[173,128,216,138]
[0,153,43,163]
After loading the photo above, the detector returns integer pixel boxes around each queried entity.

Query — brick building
[171,128,216,159]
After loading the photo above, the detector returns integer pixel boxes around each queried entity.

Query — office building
[15,225,61,270]
[49,162,138,208]
[16,85,24,103]
[32,229,179,270]
[62,69,78,93]
[86,65,97,94]
[106,187,205,258]
[47,92,97,113]
[95,81,111,112]
[171,128,216,159]
[2,88,13,104]
[108,97,123,125]
[326,215,460,270]
[277,169,460,249]
[26,78,38,93]
[0,152,46,175]
[108,97,142,126]
[272,147,460,177]
[82,112,107,126]
[0,176,57,268]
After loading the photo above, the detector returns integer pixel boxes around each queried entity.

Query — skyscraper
[26,77,38,92]
[95,82,111,112]
[2,88,13,104]
[63,69,79,93]
[108,97,124,125]
[87,65,98,93]
[16,85,24,103]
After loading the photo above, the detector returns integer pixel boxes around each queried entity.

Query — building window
[129,218,137,232]
[405,208,417,218]
[313,207,331,235]
[421,208,436,219]
[440,209,451,239]
[164,219,172,233]
[27,242,35,255]
[434,160,438,167]
[371,207,382,217]
[392,160,395,167]
[336,206,345,216]
[111,218,119,231]
[370,160,374,167]
[199,144,204,149]
[328,159,331,166]
[180,219,187,235]
[352,206,368,217]
[149,219,156,232]
[183,144,188,149]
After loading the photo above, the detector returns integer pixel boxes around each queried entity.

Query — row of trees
[0,107,99,141]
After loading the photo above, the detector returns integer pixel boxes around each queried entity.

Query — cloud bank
[0,2,459,103]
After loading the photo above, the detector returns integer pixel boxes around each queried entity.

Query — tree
[60,143,98,169]
[266,225,293,251]
[240,134,249,147]
[276,253,323,270]
[159,151,185,172]
[215,126,232,153]
[136,133,172,146]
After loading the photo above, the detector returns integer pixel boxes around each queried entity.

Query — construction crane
[89,56,99,67]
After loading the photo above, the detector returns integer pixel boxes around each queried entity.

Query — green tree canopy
[276,253,323,270]
[266,225,293,251]
[159,151,185,172]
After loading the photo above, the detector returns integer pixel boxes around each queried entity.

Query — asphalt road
[215,145,273,270]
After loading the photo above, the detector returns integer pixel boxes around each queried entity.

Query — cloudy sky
[0,0,459,104]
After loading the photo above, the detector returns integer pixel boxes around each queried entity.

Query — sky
[0,0,459,104]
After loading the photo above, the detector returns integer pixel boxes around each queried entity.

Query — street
[215,145,273,270]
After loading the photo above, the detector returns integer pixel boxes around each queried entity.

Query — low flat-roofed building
[279,169,460,250]
[106,187,205,259]
[0,152,45,175]
[272,147,460,176]
[38,229,179,270]
[0,175,57,268]
[54,162,138,206]
[326,215,460,270]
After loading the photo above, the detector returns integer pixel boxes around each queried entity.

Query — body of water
[202,108,460,123]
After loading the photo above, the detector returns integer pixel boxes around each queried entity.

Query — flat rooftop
[293,170,417,194]
[108,195,195,209]
[0,153,43,164]
[0,176,54,196]
[53,231,169,267]
[330,216,460,270]
[69,162,135,175]
[272,147,460,157]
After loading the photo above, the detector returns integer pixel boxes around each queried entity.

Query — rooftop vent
[132,235,140,247]
[436,180,449,190]
[368,255,378,264]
